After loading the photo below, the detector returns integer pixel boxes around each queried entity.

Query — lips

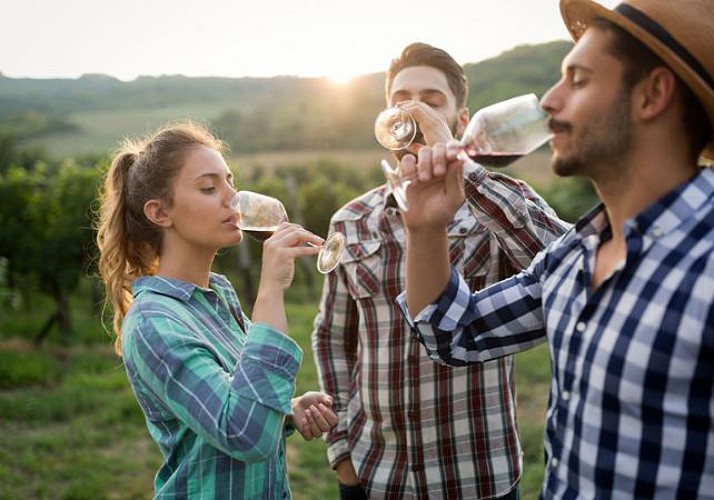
[548,118,571,134]
[223,215,239,226]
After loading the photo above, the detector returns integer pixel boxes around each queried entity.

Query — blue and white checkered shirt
[398,168,714,499]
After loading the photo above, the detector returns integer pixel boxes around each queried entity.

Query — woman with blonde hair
[96,121,336,499]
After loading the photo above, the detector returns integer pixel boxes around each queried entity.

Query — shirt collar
[633,167,714,238]
[132,273,230,302]
[573,167,714,242]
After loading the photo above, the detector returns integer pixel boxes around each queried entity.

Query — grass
[0,282,550,499]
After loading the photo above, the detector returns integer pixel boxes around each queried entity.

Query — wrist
[406,226,449,244]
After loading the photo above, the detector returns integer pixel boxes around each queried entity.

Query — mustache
[548,118,572,133]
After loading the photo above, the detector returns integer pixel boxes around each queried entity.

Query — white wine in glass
[376,93,551,211]
[231,190,345,274]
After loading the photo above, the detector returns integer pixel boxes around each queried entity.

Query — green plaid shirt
[121,273,302,499]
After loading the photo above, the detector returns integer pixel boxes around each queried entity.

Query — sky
[2,0,619,82]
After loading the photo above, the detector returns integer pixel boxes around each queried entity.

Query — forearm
[405,226,451,316]
[464,165,569,267]
[252,285,287,333]
[335,457,360,484]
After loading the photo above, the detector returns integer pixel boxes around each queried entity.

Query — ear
[144,199,173,228]
[635,66,677,121]
[456,107,469,140]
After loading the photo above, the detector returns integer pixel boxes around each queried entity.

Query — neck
[157,242,216,289]
[592,145,698,241]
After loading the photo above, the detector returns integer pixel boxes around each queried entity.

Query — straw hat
[559,0,714,161]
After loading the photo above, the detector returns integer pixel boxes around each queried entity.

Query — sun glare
[327,71,356,85]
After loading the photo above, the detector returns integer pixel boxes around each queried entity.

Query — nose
[228,191,240,213]
[540,81,562,117]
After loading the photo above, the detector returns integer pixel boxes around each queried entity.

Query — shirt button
[386,208,397,216]
[551,457,559,468]
[651,227,663,238]
[459,227,468,234]
[562,391,570,401]
[576,322,586,332]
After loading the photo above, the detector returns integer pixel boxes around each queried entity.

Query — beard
[552,88,633,178]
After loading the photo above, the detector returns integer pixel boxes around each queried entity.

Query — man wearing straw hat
[395,0,714,497]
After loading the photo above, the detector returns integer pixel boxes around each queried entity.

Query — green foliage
[0,256,20,315]
[538,177,599,223]
[465,41,573,109]
[0,349,60,389]
[0,111,79,142]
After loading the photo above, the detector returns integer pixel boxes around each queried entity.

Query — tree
[0,161,100,344]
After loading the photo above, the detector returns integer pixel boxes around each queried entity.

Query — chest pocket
[448,209,490,290]
[342,240,381,299]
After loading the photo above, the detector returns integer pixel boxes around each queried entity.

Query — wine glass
[374,107,418,150]
[231,190,345,274]
[376,93,551,211]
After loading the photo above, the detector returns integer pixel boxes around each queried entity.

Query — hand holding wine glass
[376,93,551,211]
[231,190,346,274]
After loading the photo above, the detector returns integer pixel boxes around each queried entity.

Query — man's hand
[290,391,337,441]
[398,100,455,152]
[400,142,465,231]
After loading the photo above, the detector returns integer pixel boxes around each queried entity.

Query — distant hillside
[0,40,572,158]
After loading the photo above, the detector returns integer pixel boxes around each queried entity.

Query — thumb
[445,159,465,202]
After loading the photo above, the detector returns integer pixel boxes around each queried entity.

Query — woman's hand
[252,223,322,332]
[258,223,322,292]
[290,391,337,441]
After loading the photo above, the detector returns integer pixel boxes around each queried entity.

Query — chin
[551,152,581,178]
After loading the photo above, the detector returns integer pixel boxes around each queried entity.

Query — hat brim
[560,0,714,162]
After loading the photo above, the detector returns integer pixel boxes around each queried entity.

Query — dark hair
[385,42,468,109]
[591,17,712,159]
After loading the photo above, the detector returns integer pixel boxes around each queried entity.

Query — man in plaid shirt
[311,42,569,499]
[398,0,714,498]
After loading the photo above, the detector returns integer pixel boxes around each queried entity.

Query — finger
[294,415,313,440]
[399,154,417,183]
[271,225,324,248]
[318,403,339,427]
[446,140,462,160]
[306,408,322,436]
[432,143,447,177]
[445,158,465,203]
[309,404,333,431]
[417,147,433,181]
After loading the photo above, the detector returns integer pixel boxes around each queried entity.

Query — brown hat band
[616,3,714,91]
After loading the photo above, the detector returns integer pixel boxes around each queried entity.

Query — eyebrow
[392,88,447,101]
[195,171,234,183]
[563,62,594,75]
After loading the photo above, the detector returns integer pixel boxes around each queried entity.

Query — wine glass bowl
[460,93,550,167]
[230,190,345,274]
[376,93,551,211]
[374,107,418,150]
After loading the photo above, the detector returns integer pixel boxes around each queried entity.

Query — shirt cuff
[464,160,529,231]
[326,433,352,469]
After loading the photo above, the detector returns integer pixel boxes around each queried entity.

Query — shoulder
[331,186,387,225]
[122,279,197,353]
